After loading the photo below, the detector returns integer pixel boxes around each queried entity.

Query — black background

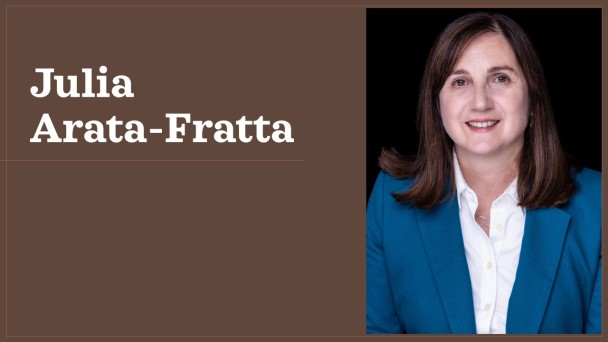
[367,8,601,201]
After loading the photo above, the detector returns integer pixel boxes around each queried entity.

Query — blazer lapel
[506,207,571,333]
[416,198,477,334]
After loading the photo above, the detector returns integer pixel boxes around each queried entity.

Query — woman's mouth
[466,120,498,128]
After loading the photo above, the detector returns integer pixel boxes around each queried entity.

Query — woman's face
[439,32,529,161]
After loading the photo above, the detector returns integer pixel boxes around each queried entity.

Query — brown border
[2,2,605,341]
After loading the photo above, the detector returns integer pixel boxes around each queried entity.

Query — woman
[366,12,601,334]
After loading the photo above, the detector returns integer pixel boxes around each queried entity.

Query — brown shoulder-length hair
[380,12,575,210]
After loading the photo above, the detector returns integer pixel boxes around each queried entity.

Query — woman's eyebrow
[448,65,516,78]
[488,65,516,73]
[449,69,469,76]
[449,66,516,76]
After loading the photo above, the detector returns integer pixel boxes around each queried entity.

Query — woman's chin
[456,145,500,158]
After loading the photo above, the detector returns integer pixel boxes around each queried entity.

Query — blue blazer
[367,168,602,334]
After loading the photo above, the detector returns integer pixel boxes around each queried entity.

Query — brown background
[3,2,365,338]
[0,1,604,342]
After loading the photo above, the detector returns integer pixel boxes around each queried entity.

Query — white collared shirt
[453,153,525,334]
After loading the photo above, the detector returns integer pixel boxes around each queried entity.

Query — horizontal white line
[4,159,304,162]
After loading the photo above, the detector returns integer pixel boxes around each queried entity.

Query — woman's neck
[456,149,519,202]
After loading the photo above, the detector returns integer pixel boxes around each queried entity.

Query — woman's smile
[466,120,499,129]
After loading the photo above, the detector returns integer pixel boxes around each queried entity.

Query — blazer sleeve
[367,172,404,333]
[584,255,602,333]
[580,168,602,334]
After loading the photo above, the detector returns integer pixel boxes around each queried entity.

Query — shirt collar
[452,151,519,209]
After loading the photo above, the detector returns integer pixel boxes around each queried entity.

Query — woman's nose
[471,84,493,111]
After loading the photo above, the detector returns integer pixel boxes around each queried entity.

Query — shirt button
[485,304,492,311]
[495,224,503,232]
[486,262,493,269]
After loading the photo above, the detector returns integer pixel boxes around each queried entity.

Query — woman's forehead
[451,33,520,72]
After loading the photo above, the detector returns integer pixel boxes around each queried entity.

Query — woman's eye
[452,79,467,87]
[496,74,511,83]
